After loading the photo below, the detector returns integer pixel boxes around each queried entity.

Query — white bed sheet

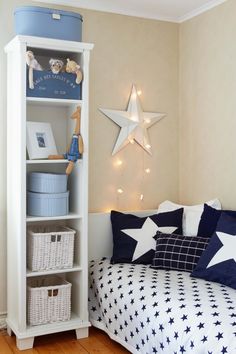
[89,258,236,354]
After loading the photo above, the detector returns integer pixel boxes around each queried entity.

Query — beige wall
[179,0,236,209]
[83,9,179,212]
[0,2,179,313]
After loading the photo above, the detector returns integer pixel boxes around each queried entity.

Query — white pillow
[157,199,221,236]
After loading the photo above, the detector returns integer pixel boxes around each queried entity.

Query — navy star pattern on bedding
[192,212,236,289]
[110,209,183,264]
[89,258,236,354]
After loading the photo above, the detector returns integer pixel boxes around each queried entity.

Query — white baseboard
[0,312,7,329]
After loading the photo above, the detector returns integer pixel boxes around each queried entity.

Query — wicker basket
[27,276,71,326]
[27,225,75,271]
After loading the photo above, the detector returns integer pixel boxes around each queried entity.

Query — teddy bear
[66,58,83,84]
[49,58,64,74]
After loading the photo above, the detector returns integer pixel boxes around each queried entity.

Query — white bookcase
[5,35,93,350]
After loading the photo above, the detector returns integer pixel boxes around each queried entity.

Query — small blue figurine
[48,106,84,174]
[64,134,81,174]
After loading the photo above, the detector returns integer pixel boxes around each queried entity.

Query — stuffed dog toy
[49,58,64,74]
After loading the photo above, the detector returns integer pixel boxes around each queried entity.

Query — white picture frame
[26,121,58,160]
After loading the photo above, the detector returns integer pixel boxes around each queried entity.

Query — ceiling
[36,0,227,22]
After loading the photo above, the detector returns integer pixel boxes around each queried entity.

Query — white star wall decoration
[99,85,166,155]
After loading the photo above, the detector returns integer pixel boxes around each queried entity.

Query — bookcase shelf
[5,35,93,350]
[26,265,82,277]
[26,212,82,223]
[26,159,68,164]
[27,96,82,107]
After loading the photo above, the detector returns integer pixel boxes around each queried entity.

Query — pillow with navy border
[110,208,183,264]
[197,203,236,237]
[151,232,209,272]
[192,212,236,289]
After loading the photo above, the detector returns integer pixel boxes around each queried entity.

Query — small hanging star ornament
[99,85,166,155]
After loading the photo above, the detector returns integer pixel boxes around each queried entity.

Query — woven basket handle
[48,289,59,297]
[50,235,62,242]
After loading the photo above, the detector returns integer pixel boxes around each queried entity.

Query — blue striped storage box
[27,172,67,194]
[27,191,69,217]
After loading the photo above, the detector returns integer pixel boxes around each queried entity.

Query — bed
[88,210,236,354]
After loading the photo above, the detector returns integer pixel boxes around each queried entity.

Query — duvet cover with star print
[89,258,236,354]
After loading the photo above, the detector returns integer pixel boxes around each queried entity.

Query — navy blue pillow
[198,203,236,237]
[152,232,209,272]
[192,212,236,289]
[111,209,183,264]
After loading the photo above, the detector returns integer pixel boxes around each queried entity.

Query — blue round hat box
[14,6,83,42]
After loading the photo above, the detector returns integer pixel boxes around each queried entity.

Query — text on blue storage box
[27,69,81,100]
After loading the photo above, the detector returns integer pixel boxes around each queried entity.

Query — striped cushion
[151,232,209,272]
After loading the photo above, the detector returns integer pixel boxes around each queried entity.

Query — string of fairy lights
[99,85,166,209]
[115,90,151,204]
[115,159,151,198]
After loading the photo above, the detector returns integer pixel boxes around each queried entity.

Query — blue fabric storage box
[27,69,81,100]
[27,191,69,217]
[28,172,67,194]
[14,6,82,42]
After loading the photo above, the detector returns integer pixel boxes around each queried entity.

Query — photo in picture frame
[26,121,58,160]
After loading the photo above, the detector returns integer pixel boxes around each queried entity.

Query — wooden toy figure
[48,106,84,175]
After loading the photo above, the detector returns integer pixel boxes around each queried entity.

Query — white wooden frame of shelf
[26,212,82,222]
[26,159,67,164]
[5,35,94,53]
[26,265,82,277]
[5,35,93,351]
[26,159,82,164]
[27,96,82,107]
[7,315,90,350]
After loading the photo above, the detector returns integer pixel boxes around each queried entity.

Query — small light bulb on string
[137,90,142,96]
[116,159,123,166]
[145,144,151,150]
[145,118,151,124]
[105,208,112,213]
[129,137,135,144]
[145,168,151,174]
[140,194,144,201]
[117,188,123,194]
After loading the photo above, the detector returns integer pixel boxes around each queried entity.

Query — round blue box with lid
[27,191,69,217]
[27,172,68,194]
[14,6,83,42]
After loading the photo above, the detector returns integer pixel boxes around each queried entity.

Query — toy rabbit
[26,50,43,89]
